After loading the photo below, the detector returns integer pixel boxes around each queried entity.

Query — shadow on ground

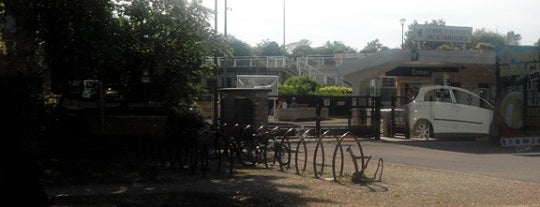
[41,136,334,207]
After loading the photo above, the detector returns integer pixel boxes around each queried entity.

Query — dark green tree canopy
[1,0,220,110]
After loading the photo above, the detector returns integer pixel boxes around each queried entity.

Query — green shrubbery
[316,85,352,96]
[278,75,351,96]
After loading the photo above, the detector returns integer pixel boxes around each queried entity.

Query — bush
[278,76,320,96]
[316,86,352,96]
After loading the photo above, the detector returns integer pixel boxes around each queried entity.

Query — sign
[386,67,432,77]
[495,46,540,146]
[323,99,330,107]
[414,25,473,43]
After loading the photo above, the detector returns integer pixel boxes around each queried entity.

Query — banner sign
[414,25,473,43]
[495,46,540,146]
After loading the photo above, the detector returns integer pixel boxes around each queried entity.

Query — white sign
[415,25,473,43]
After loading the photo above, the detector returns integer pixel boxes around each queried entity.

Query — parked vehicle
[405,85,494,139]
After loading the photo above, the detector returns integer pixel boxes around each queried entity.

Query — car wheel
[414,120,432,140]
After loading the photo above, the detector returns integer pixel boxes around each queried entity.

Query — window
[382,77,396,87]
[453,89,479,107]
[424,89,452,102]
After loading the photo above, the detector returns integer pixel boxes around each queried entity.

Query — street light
[283,0,286,48]
[400,18,406,48]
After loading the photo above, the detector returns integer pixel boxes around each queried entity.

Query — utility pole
[400,18,406,48]
[282,0,286,48]
[224,0,228,37]
[212,0,219,125]
[223,0,228,87]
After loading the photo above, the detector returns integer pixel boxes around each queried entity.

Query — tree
[403,19,446,50]
[287,39,315,59]
[226,36,253,56]
[113,0,216,107]
[278,75,320,95]
[360,39,389,54]
[255,40,287,56]
[314,41,357,54]
[505,31,522,46]
[37,0,119,94]
[472,28,506,50]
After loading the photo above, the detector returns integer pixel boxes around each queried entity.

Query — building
[337,49,496,106]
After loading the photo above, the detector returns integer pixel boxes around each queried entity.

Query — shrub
[316,85,352,96]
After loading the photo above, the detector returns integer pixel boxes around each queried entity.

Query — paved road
[362,138,540,183]
[304,138,540,183]
[271,118,540,183]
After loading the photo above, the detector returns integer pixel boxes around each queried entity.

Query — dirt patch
[44,158,540,207]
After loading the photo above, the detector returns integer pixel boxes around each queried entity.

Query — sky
[200,0,540,51]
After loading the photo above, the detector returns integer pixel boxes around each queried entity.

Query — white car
[405,86,494,139]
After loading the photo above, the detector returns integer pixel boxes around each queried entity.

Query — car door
[451,89,493,134]
[429,88,458,134]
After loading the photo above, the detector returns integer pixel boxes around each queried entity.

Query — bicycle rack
[332,136,384,182]
[294,128,312,175]
[313,130,332,178]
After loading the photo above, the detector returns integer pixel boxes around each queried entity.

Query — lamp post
[400,18,406,48]
[212,0,219,125]
[283,0,286,48]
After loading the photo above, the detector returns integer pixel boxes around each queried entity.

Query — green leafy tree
[114,0,216,107]
[360,39,389,54]
[255,39,288,56]
[472,28,506,50]
[403,19,446,50]
[278,75,320,95]
[37,0,119,94]
[314,41,357,54]
[505,31,522,46]
[287,39,315,59]
[226,36,253,56]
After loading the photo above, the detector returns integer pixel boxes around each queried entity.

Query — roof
[337,49,496,82]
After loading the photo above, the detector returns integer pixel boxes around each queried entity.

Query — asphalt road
[305,138,540,183]
[271,117,540,183]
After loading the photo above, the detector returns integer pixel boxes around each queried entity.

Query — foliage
[314,41,357,54]
[403,19,446,50]
[226,36,253,56]
[255,39,287,56]
[316,85,352,96]
[278,75,320,95]
[472,28,506,49]
[287,39,315,59]
[360,39,389,54]
[505,31,522,46]
[112,0,216,107]
[286,39,357,59]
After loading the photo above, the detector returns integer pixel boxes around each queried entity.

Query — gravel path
[47,162,540,207]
